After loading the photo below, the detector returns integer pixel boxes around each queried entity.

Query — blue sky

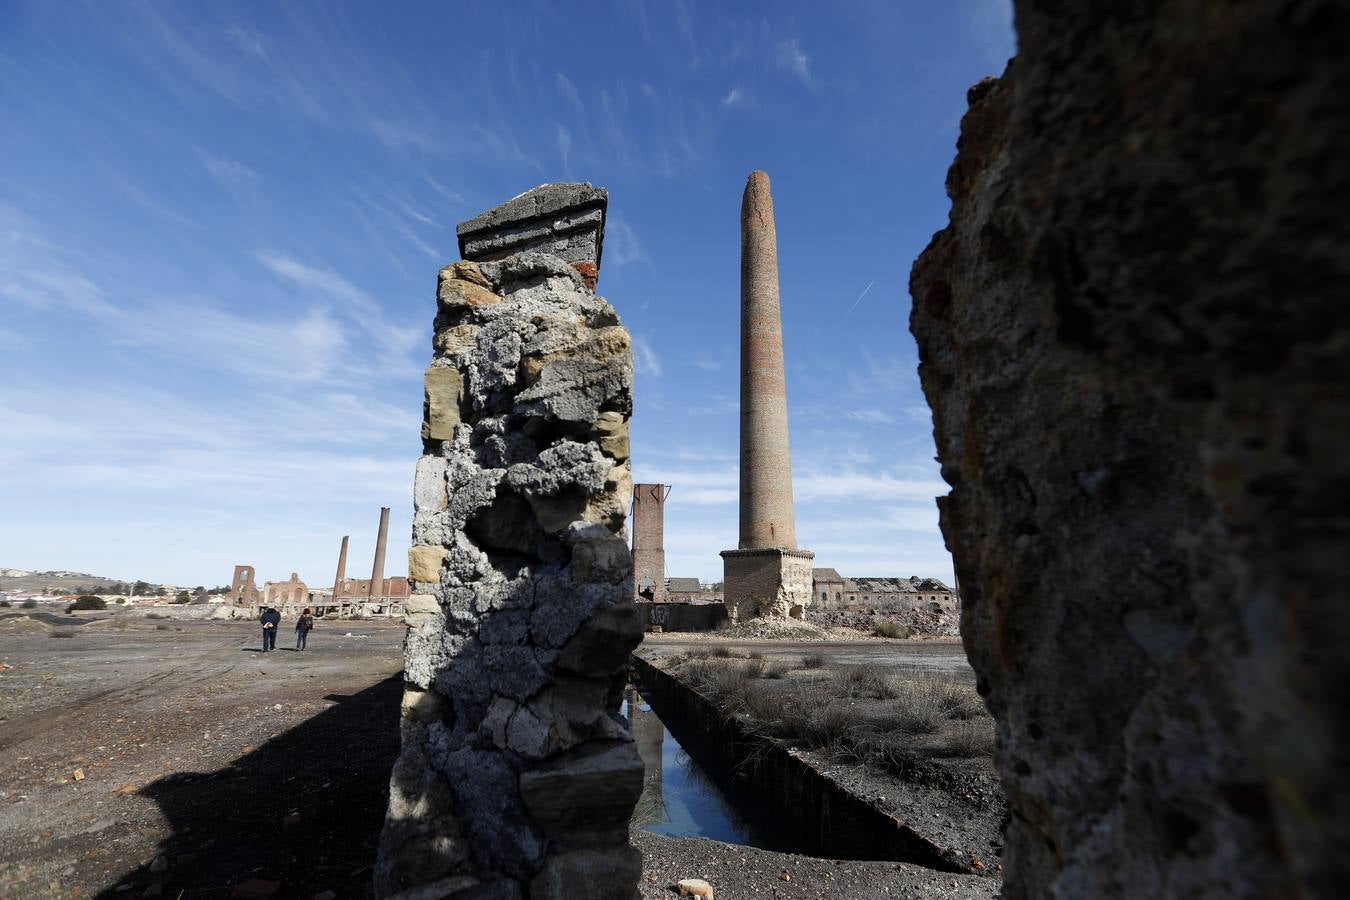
[0,1,1014,588]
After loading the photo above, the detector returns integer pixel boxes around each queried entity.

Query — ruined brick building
[811,568,957,614]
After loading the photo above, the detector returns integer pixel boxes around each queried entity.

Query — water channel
[623,686,794,851]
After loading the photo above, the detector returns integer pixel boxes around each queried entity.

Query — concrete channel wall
[630,655,970,873]
[635,602,728,633]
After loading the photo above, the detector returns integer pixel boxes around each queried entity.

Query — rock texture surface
[378,188,643,898]
[910,5,1347,898]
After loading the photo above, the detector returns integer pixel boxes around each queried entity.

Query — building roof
[665,577,703,593]
[812,567,844,582]
[850,577,918,593]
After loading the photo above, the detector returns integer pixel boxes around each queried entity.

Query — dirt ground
[0,615,406,899]
[0,615,1000,899]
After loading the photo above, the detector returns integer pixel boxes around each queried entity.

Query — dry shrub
[743,657,767,679]
[872,619,912,639]
[800,652,826,669]
[934,679,983,720]
[869,679,947,735]
[50,628,76,638]
[685,659,755,710]
[145,612,169,620]
[748,651,765,661]
[711,646,734,659]
[156,624,172,631]
[767,680,862,753]
[839,665,900,699]
[741,681,783,724]
[761,660,792,679]
[938,720,997,758]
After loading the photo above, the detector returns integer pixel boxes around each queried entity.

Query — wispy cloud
[197,148,260,190]
[845,408,897,424]
[556,71,582,108]
[774,38,813,85]
[604,216,646,267]
[692,358,721,371]
[632,333,662,377]
[257,253,375,314]
[557,124,572,174]
[722,87,746,107]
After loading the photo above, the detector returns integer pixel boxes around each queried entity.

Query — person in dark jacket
[260,606,281,651]
[295,608,314,650]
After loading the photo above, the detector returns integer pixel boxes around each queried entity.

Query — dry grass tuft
[800,652,826,669]
[50,628,76,638]
[872,619,913,639]
[839,664,900,699]
[937,720,997,758]
[678,656,996,768]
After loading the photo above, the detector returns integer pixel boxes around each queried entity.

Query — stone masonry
[631,483,668,601]
[457,183,607,290]
[722,171,813,621]
[910,4,1347,897]
[377,184,643,899]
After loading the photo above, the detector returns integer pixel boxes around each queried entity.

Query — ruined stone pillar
[909,5,1348,896]
[332,535,349,610]
[369,507,389,602]
[721,171,813,621]
[631,483,668,601]
[229,564,255,607]
[378,183,643,899]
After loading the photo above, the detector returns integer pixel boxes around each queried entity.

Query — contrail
[833,279,876,332]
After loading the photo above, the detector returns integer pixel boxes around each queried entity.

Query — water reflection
[623,686,777,847]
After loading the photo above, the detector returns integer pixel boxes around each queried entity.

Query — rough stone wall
[721,549,814,622]
[909,5,1348,897]
[377,249,643,899]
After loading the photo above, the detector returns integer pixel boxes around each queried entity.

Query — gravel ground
[635,831,999,899]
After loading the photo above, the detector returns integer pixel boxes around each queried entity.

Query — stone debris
[808,607,961,638]
[376,185,643,899]
[714,617,829,642]
[677,876,714,898]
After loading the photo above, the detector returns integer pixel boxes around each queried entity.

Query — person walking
[295,607,314,651]
[260,606,281,652]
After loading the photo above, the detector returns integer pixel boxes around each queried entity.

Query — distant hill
[0,568,172,595]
